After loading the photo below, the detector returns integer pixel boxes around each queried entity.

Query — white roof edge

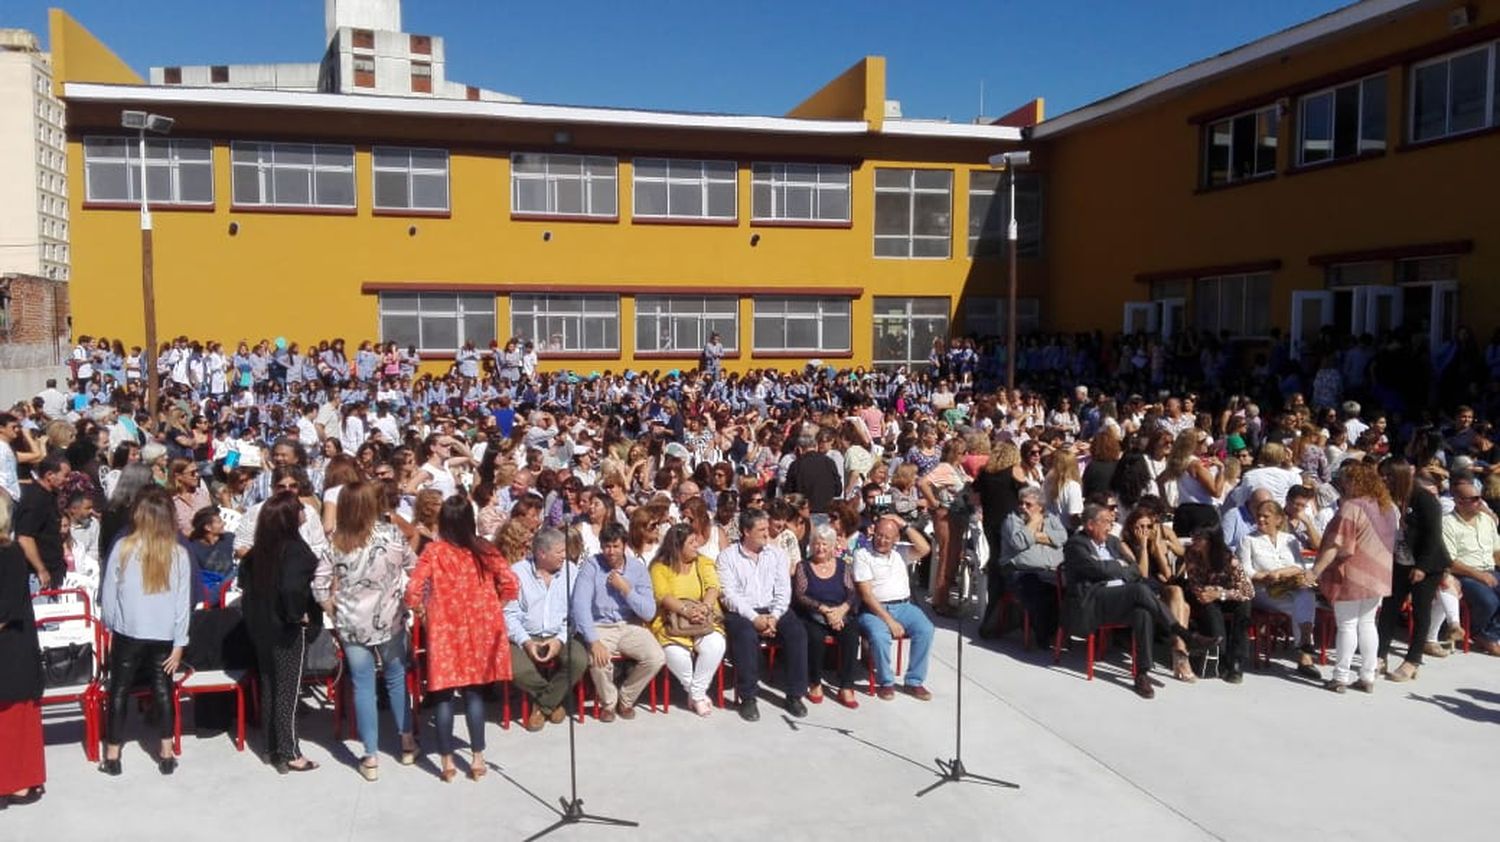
[1033,0,1426,138]
[62,82,869,136]
[881,119,1023,141]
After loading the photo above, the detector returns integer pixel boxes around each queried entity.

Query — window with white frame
[1298,74,1387,165]
[873,297,950,368]
[510,294,619,353]
[1203,106,1279,187]
[635,296,738,353]
[1411,40,1499,142]
[379,292,495,352]
[752,297,851,353]
[968,170,1042,258]
[874,168,952,258]
[373,147,449,211]
[961,297,1040,338]
[83,137,214,205]
[633,158,737,220]
[512,153,618,217]
[231,142,355,208]
[750,162,850,222]
[1194,273,1271,337]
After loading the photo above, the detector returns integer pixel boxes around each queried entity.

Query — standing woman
[1375,457,1448,682]
[1043,447,1084,531]
[1311,462,1397,693]
[99,487,192,775]
[0,496,46,804]
[313,482,419,781]
[241,491,322,773]
[1160,431,1225,535]
[919,438,969,615]
[404,497,518,782]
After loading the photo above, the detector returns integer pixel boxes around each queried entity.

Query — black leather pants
[104,633,175,744]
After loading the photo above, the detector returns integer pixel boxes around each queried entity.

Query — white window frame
[749,162,851,223]
[874,168,952,259]
[634,295,739,354]
[632,158,738,221]
[378,292,496,353]
[82,137,214,205]
[511,153,618,218]
[372,146,450,212]
[872,297,950,368]
[231,141,356,209]
[1297,73,1388,165]
[510,294,620,354]
[751,297,852,354]
[1193,272,1272,338]
[1409,40,1499,143]
[1203,106,1279,187]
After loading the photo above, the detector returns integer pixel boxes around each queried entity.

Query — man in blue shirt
[570,523,665,722]
[505,529,588,731]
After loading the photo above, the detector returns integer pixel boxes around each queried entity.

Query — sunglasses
[1456,495,1482,503]
[276,482,300,491]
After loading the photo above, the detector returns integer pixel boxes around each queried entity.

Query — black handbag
[41,642,94,688]
[302,626,341,678]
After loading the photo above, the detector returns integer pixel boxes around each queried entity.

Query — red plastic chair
[171,667,251,754]
[1250,609,1294,670]
[34,588,105,761]
[1050,574,1136,680]
[863,635,908,695]
[579,654,663,719]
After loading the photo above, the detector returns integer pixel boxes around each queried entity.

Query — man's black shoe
[785,697,808,718]
[1133,672,1156,700]
[738,698,760,722]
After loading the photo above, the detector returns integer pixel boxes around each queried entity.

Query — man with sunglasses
[1442,477,1500,656]
[233,466,327,559]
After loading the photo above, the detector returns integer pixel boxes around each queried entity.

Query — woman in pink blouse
[1311,462,1397,693]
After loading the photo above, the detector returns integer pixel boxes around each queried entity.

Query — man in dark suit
[1061,503,1216,699]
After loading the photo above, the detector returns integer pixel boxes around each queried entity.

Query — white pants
[1427,590,1462,642]
[663,632,726,703]
[1253,588,1316,645]
[1332,598,1380,684]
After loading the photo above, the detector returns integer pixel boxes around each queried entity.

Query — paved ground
[13,620,1497,842]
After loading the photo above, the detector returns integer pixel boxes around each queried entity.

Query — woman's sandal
[358,759,379,782]
[399,736,418,766]
[1171,652,1197,683]
[468,757,487,782]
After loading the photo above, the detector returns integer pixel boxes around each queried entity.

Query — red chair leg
[895,639,905,676]
[576,681,586,724]
[715,662,726,708]
[235,685,246,751]
[1130,637,1138,678]
[1085,633,1096,681]
[172,690,183,756]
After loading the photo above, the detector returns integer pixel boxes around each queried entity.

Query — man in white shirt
[0,413,21,502]
[855,517,935,701]
[35,379,68,419]
[716,509,807,722]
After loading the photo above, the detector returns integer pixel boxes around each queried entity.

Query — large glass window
[874,168,952,258]
[961,297,1040,338]
[633,158,737,220]
[968,170,1042,258]
[873,297,950,368]
[1298,74,1387,165]
[511,153,618,217]
[1203,106,1278,187]
[511,294,619,353]
[231,142,355,208]
[379,292,495,352]
[1411,42,1499,142]
[83,137,213,205]
[750,163,851,222]
[635,296,738,353]
[373,147,449,211]
[1194,273,1271,337]
[751,297,851,353]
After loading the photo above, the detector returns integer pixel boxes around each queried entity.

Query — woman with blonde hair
[99,486,192,776]
[920,437,970,614]
[1160,430,1225,535]
[1311,462,1397,693]
[1043,447,1084,530]
[313,481,418,781]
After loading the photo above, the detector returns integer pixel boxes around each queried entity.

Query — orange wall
[1037,2,1500,334]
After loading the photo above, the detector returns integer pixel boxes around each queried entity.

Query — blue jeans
[342,635,411,759]
[1459,575,1500,642]
[431,686,486,755]
[858,601,934,688]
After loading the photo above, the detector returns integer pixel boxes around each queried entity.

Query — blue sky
[11,1,1353,120]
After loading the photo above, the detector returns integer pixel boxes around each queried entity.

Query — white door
[1352,286,1402,335]
[1123,302,1158,335]
[1159,298,1185,341]
[1289,290,1335,360]
[1429,280,1459,354]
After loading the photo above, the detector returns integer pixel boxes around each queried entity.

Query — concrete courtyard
[12,621,1495,842]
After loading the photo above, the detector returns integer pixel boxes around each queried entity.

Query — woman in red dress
[405,496,518,782]
[0,496,46,808]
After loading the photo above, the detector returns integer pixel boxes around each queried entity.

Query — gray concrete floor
[12,624,1497,842]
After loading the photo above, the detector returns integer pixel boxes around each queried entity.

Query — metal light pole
[988,150,1030,391]
[122,110,174,420]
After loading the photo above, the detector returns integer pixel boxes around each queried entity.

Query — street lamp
[987,149,1031,390]
[122,109,174,422]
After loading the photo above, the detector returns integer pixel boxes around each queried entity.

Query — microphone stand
[916,522,1019,797]
[525,553,638,841]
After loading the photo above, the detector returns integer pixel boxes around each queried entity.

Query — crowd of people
[0,322,1497,804]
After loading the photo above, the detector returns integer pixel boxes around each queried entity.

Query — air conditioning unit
[1449,5,1474,30]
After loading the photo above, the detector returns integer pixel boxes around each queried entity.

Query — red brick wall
[2,274,70,347]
